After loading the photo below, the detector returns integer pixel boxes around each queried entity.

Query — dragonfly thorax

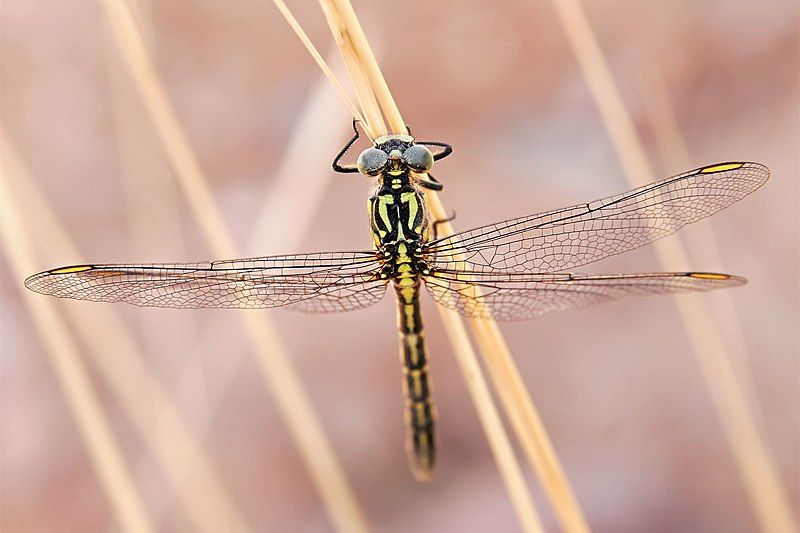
[369,174,430,255]
[377,241,429,275]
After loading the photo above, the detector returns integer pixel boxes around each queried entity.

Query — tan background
[2,1,798,531]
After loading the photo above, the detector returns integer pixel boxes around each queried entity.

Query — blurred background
[1,0,797,531]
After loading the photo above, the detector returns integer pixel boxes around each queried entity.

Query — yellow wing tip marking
[688,272,731,280]
[700,162,744,174]
[49,265,93,274]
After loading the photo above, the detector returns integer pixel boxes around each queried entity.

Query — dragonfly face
[24,119,769,480]
[356,134,434,178]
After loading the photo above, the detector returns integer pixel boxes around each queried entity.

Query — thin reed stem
[105,8,213,526]
[248,58,353,255]
[318,0,404,134]
[425,195,590,533]
[310,1,588,530]
[309,1,561,531]
[1,148,155,533]
[640,67,766,421]
[272,0,367,128]
[97,2,368,531]
[3,137,252,533]
[548,1,796,531]
[437,308,545,533]
[144,73,352,506]
[313,1,386,136]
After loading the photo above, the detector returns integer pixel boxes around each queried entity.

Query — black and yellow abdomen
[369,171,437,479]
[393,243,436,480]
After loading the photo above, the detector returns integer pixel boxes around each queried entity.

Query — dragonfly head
[357,134,434,177]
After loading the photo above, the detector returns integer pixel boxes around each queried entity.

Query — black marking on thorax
[370,173,428,245]
[370,171,431,279]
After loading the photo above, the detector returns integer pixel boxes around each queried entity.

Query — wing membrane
[424,271,745,321]
[423,162,768,274]
[25,251,387,311]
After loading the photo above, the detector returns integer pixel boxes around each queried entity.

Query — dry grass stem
[99,0,231,256]
[248,58,353,255]
[426,192,590,533]
[105,8,213,525]
[110,11,352,528]
[174,70,352,473]
[314,3,385,137]
[437,307,545,533]
[3,137,253,533]
[318,0,404,134]
[549,1,796,531]
[640,68,765,421]
[313,1,588,531]
[159,72,352,477]
[98,2,369,531]
[178,74,354,530]
[1,148,155,533]
[469,317,590,533]
[312,1,560,531]
[272,0,367,128]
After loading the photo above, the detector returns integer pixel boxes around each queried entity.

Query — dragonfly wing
[286,278,389,314]
[424,271,745,321]
[25,251,388,311]
[423,162,768,274]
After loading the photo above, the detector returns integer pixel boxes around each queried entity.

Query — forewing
[424,271,745,321]
[25,251,388,311]
[424,162,768,274]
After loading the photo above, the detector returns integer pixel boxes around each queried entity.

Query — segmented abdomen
[393,276,436,480]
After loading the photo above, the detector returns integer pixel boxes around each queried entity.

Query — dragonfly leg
[431,210,457,239]
[332,118,362,173]
[416,140,453,161]
[417,172,444,192]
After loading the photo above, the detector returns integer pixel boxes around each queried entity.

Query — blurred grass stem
[1,145,155,533]
[272,0,367,128]
[97,1,369,531]
[640,67,766,424]
[548,1,796,531]
[105,3,213,524]
[313,1,589,531]
[272,0,601,530]
[2,136,252,533]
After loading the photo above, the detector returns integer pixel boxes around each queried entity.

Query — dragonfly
[25,121,769,480]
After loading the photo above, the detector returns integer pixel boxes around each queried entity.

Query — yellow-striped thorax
[358,135,434,267]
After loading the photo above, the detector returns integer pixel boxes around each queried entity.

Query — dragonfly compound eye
[402,144,434,173]
[357,147,389,176]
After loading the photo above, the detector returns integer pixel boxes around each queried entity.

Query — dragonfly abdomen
[393,261,436,480]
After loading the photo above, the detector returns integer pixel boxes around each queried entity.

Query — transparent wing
[424,271,745,321]
[423,162,768,274]
[25,251,388,311]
